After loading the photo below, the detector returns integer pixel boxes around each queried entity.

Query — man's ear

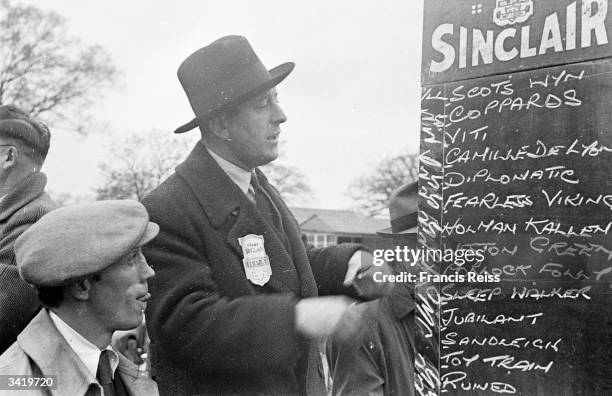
[208,114,232,141]
[67,278,92,301]
[2,146,18,170]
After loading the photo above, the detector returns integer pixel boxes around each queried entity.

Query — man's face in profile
[86,247,155,332]
[225,88,287,169]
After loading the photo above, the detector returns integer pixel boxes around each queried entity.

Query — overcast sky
[29,0,424,209]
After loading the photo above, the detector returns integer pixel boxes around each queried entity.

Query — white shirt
[49,310,119,379]
[204,143,253,195]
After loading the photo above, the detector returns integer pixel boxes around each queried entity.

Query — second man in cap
[0,200,159,396]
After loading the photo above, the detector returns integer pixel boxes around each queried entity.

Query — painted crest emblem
[493,0,534,27]
[238,234,272,286]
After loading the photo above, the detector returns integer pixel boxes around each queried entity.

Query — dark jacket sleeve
[142,187,301,375]
[267,181,365,299]
[307,243,363,298]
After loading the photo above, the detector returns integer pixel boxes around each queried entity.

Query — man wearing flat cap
[143,35,390,395]
[0,104,57,354]
[327,182,418,396]
[0,200,159,396]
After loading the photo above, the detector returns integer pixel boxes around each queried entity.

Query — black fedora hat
[377,181,418,236]
[174,35,294,134]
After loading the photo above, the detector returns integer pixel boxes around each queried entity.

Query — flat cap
[15,200,159,287]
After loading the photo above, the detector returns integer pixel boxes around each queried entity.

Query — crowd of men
[0,35,417,396]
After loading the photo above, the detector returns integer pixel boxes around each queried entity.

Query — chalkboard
[416,58,612,394]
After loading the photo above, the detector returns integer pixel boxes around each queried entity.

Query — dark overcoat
[326,283,416,396]
[0,172,57,354]
[142,142,361,395]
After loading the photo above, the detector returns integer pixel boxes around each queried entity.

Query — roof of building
[290,207,389,235]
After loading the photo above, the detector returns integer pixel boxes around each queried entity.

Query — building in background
[291,207,391,251]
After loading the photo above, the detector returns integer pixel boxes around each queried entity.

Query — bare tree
[0,0,118,131]
[261,161,313,206]
[95,131,194,201]
[260,142,313,206]
[348,152,419,216]
[97,133,313,204]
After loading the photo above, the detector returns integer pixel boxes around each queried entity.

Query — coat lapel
[18,310,99,396]
[257,171,318,299]
[176,142,300,294]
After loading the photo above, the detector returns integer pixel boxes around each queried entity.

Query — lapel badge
[238,234,272,286]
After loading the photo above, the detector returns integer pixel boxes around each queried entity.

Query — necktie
[249,171,262,200]
[250,172,294,265]
[251,172,283,231]
[97,350,127,396]
[247,175,257,204]
[97,350,115,396]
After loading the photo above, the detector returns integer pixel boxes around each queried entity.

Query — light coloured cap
[15,200,159,287]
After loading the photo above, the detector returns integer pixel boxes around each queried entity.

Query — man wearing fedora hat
[142,35,389,395]
[0,200,159,396]
[327,182,419,396]
[0,105,57,355]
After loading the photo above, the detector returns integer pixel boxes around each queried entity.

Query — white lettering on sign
[430,1,609,73]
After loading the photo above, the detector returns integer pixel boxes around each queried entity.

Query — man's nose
[271,102,287,124]
[139,258,155,280]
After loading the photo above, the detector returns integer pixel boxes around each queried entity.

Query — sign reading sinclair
[422,0,612,84]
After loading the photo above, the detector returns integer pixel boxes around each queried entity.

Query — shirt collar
[0,171,47,221]
[49,310,119,379]
[204,143,252,195]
